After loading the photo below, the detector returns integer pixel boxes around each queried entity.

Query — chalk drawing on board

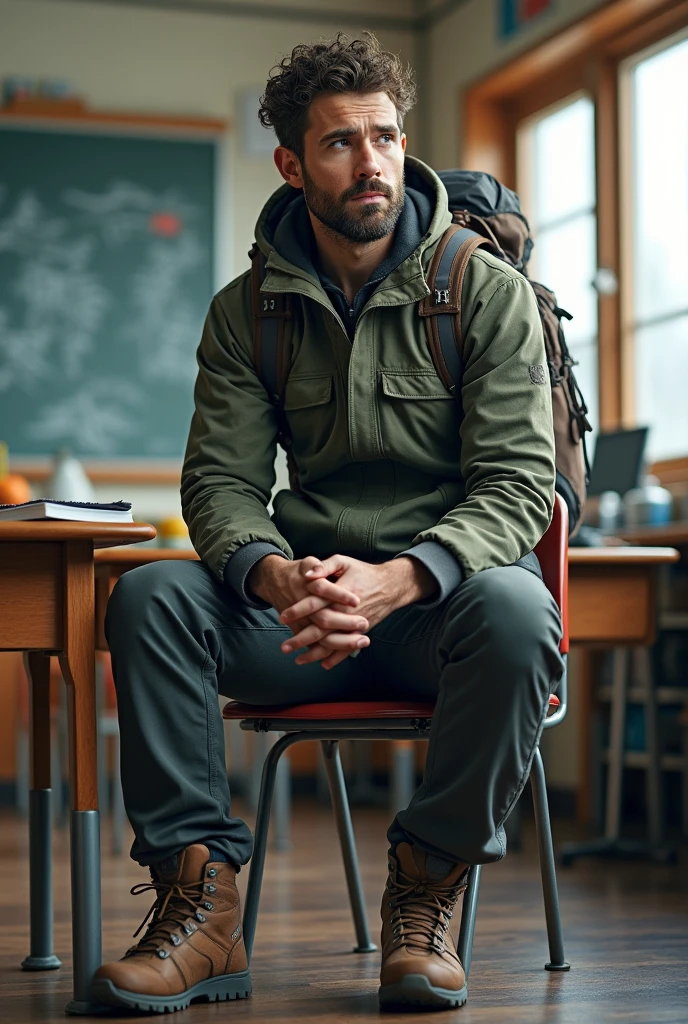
[27,378,145,454]
[64,181,197,246]
[0,130,214,459]
[0,191,109,389]
[126,232,205,383]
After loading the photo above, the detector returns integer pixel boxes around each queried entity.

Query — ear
[400,133,407,153]
[274,146,305,189]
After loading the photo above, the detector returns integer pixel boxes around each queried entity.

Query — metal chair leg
[112,728,125,856]
[243,732,296,961]
[320,740,377,953]
[273,733,292,851]
[530,748,570,971]
[457,863,481,979]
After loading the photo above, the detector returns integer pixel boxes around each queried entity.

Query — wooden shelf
[0,96,227,134]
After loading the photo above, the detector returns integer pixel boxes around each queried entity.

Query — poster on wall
[499,0,555,39]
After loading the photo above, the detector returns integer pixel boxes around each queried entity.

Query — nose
[355,140,382,181]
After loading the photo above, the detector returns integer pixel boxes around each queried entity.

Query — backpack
[250,169,593,533]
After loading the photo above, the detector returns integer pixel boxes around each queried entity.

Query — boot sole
[379,974,468,1011]
[90,970,252,1014]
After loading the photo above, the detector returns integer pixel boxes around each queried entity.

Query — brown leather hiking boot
[91,844,251,1013]
[379,842,469,1010]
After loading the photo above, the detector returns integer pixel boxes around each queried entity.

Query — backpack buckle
[435,289,450,305]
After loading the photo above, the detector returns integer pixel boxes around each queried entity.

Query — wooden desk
[616,521,688,547]
[568,546,679,646]
[0,521,155,1014]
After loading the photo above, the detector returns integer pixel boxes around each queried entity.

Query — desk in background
[0,521,155,1013]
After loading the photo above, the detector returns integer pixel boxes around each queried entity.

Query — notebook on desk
[0,500,133,523]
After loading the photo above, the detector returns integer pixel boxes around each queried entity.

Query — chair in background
[223,494,571,976]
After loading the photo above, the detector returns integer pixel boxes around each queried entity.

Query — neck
[309,213,395,304]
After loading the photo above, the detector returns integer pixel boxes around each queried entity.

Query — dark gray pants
[106,560,563,869]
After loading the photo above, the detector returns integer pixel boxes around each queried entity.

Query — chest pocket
[283,374,336,463]
[284,374,333,411]
[379,370,459,467]
[380,370,454,401]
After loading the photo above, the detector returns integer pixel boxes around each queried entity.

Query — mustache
[341,180,395,201]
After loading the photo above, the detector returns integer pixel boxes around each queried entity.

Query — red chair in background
[223,494,571,977]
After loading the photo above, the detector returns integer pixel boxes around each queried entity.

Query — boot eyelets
[196,912,206,923]
[170,934,182,946]
[208,868,217,878]
[204,901,214,911]
[206,884,216,894]
[157,949,170,959]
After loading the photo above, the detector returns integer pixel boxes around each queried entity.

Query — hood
[254,155,452,270]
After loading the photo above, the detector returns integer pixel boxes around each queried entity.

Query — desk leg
[561,648,675,865]
[21,652,62,972]
[59,541,103,1016]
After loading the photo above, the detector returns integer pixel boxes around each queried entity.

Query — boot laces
[125,877,206,957]
[387,869,466,955]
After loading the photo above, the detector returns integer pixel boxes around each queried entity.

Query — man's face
[291,91,407,243]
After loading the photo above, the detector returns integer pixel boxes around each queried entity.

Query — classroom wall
[423,0,612,170]
[0,0,418,516]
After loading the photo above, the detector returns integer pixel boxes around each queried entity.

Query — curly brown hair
[258,32,416,160]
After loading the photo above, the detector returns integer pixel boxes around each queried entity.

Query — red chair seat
[222,694,560,722]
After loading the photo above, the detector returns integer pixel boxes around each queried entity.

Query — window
[626,33,688,461]
[518,96,598,435]
[465,0,688,480]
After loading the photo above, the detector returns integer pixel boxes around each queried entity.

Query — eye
[378,134,395,144]
[330,138,350,148]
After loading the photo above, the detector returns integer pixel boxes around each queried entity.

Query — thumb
[305,554,347,579]
[299,556,325,578]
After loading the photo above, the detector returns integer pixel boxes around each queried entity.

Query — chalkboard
[0,126,215,459]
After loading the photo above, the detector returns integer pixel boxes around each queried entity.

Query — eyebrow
[319,124,399,144]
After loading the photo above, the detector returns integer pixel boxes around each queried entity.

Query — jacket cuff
[224,542,288,609]
[395,541,464,609]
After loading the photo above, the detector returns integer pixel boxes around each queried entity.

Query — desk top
[568,546,679,566]
[615,522,688,547]
[0,521,156,548]
[95,544,680,568]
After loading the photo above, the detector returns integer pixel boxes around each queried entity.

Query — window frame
[463,0,688,482]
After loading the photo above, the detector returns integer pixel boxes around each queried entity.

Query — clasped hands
[247,552,437,671]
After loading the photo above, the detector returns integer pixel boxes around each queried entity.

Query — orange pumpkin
[0,441,32,505]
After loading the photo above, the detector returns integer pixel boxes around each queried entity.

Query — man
[93,33,563,1014]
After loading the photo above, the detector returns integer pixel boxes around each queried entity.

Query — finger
[299,556,324,578]
[281,588,358,625]
[323,641,370,670]
[311,608,369,633]
[281,623,327,652]
[295,633,369,665]
[280,595,329,625]
[305,577,360,605]
[304,554,348,580]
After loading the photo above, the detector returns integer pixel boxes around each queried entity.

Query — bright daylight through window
[629,33,688,461]
[519,96,598,439]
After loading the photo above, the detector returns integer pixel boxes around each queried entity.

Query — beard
[301,165,405,243]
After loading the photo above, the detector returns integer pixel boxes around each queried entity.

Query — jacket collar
[254,156,452,307]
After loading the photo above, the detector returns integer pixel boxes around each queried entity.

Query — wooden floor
[1,802,687,1023]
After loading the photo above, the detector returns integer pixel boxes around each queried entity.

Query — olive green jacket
[181,157,555,597]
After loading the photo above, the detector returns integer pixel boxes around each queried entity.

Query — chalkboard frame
[0,99,228,484]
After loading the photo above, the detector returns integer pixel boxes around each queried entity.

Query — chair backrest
[533,493,569,654]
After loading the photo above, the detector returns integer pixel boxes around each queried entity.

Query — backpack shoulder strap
[419,225,491,396]
[249,243,292,404]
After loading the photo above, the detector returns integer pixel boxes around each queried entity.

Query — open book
[0,500,133,523]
